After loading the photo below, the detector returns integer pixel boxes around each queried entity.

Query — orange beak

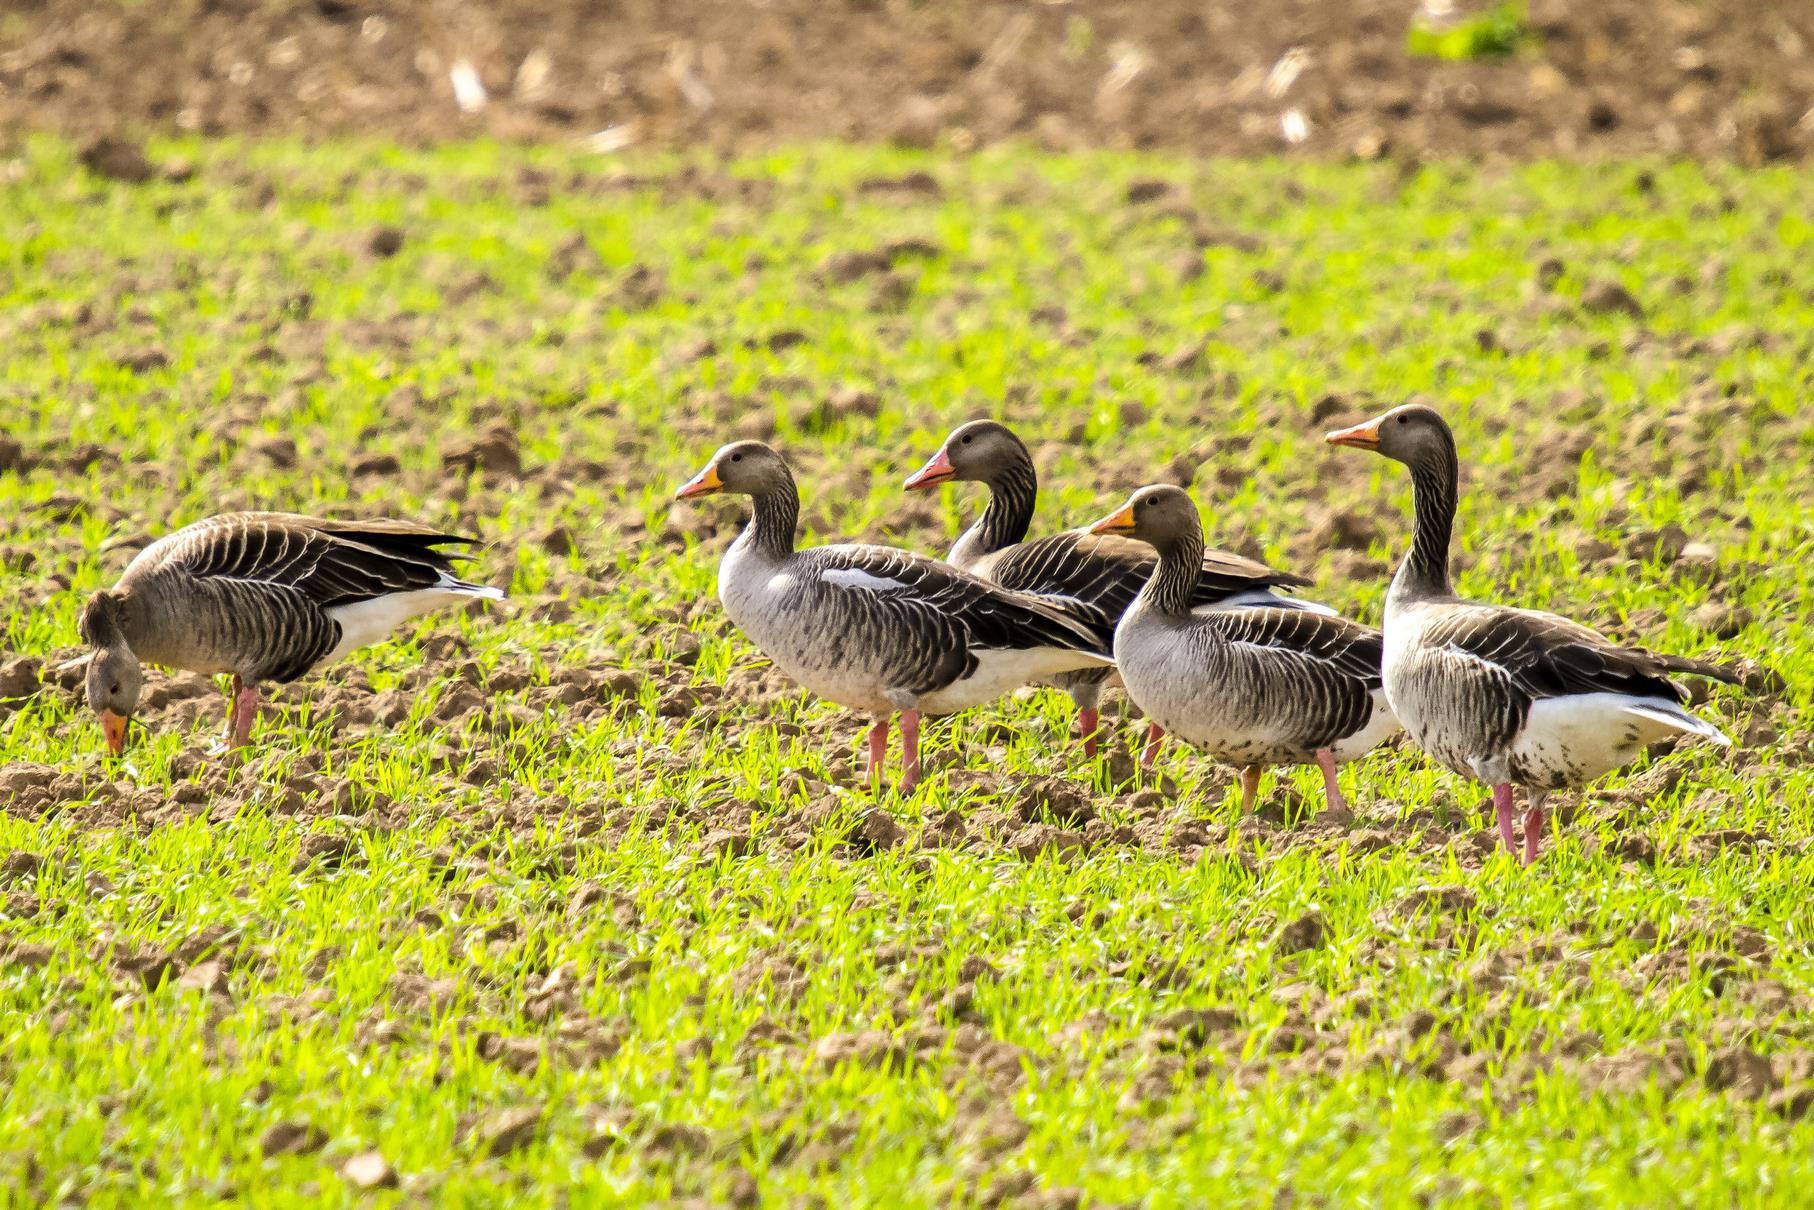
[903,446,956,492]
[674,462,724,500]
[100,709,129,755]
[1088,502,1138,535]
[1324,418,1383,450]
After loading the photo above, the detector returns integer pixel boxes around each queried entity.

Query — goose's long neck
[744,479,800,560]
[1142,528,1204,617]
[1395,437,1458,602]
[971,459,1036,554]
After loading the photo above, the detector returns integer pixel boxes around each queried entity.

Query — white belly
[1328,689,1399,762]
[1503,692,1722,789]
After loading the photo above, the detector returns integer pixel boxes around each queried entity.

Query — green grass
[1,136,1812,1207]
[1407,2,1531,61]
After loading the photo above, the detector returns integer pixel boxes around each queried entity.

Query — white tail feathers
[444,576,506,601]
[1624,700,1731,746]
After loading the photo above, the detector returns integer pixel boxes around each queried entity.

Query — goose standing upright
[1326,405,1739,864]
[675,441,1113,792]
[1086,485,1399,813]
[78,513,503,754]
[905,419,1327,765]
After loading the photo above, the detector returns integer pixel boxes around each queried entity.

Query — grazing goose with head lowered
[905,419,1329,765]
[1326,404,1739,864]
[1086,485,1399,814]
[675,440,1113,792]
[79,512,502,754]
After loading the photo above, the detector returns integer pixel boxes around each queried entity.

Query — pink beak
[903,446,956,492]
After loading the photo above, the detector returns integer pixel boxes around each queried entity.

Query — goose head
[1324,403,1453,467]
[903,419,1029,492]
[77,591,143,754]
[1087,484,1201,550]
[674,441,793,501]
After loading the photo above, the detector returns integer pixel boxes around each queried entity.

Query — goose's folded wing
[150,514,477,608]
[1420,608,1739,705]
[1210,608,1384,687]
[806,545,1112,655]
[1196,548,1315,600]
[979,532,1150,617]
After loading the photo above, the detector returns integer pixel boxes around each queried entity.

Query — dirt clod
[1581,279,1645,318]
[367,226,406,259]
[471,1105,543,1157]
[79,137,155,183]
[259,1120,329,1157]
[1274,911,1327,955]
[1705,1044,1774,1100]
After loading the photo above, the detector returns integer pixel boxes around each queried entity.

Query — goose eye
[961,435,972,444]
[1396,415,1408,424]
[109,683,120,695]
[730,453,742,462]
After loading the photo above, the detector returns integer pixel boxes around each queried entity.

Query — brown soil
[2,0,1812,161]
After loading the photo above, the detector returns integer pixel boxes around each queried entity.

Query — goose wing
[804,544,1114,655]
[125,512,482,607]
[1419,605,1739,707]
[1207,607,1384,688]
[975,530,1312,616]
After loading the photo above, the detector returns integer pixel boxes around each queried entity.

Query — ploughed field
[1,138,1812,1205]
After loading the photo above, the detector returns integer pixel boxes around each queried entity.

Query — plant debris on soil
[0,138,1811,1204]
[1,0,1812,163]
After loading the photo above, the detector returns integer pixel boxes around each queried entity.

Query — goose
[1086,485,1399,814]
[675,440,1113,791]
[78,512,503,754]
[905,419,1329,766]
[1326,404,1739,864]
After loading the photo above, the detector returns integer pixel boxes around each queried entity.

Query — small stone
[340,1150,397,1189]
[1691,602,1751,640]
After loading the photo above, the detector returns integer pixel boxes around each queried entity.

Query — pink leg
[1140,722,1165,771]
[899,710,921,793]
[1077,708,1100,760]
[1239,765,1262,812]
[228,681,260,748]
[1522,794,1548,866]
[866,718,889,789]
[1491,783,1517,856]
[1314,748,1347,813]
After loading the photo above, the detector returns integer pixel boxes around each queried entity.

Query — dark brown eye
[961,435,972,444]
[109,683,120,695]
[730,453,742,462]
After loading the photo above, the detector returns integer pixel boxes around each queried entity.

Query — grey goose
[79,512,503,753]
[1086,485,1399,814]
[675,440,1113,792]
[1327,404,1739,864]
[905,419,1328,766]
